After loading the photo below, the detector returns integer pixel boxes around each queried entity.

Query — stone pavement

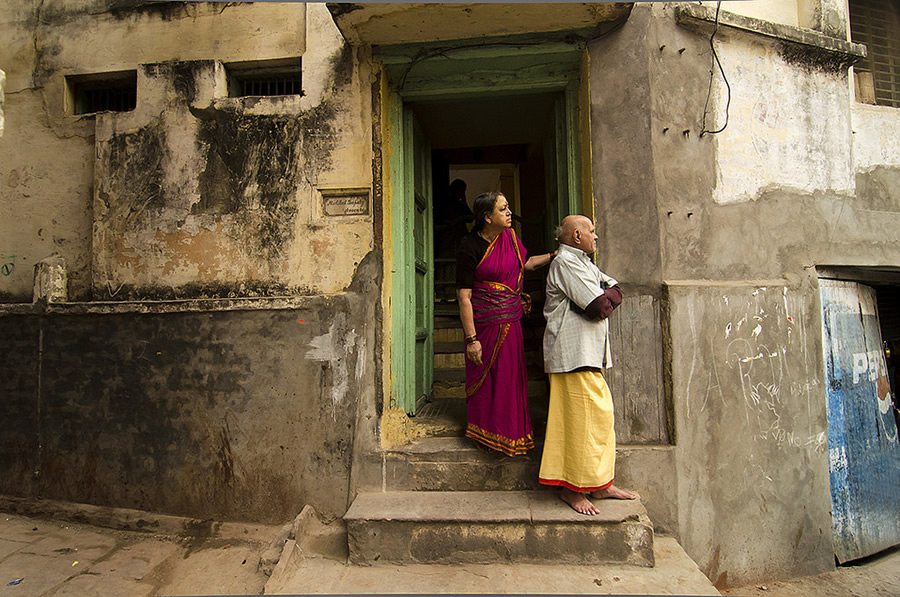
[265,536,721,595]
[722,546,900,597]
[3,497,898,597]
[0,501,283,596]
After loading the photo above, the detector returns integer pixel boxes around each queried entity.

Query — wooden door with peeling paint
[819,279,900,563]
[390,98,434,416]
[408,109,434,414]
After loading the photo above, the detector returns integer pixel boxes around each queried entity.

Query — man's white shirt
[543,243,618,373]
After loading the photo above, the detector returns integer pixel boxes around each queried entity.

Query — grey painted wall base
[0,253,382,524]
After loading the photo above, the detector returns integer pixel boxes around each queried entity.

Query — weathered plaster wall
[669,283,833,587]
[0,252,381,523]
[0,1,302,301]
[0,1,384,526]
[89,3,371,299]
[851,104,900,220]
[589,7,662,291]
[655,1,898,587]
[721,1,800,28]
[852,103,900,172]
[709,31,853,205]
[717,0,847,36]
[1,1,374,301]
[591,2,899,587]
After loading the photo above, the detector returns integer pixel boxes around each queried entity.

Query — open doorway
[402,90,575,433]
[412,91,562,311]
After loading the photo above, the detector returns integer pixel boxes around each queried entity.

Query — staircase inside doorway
[419,303,550,442]
[425,257,551,439]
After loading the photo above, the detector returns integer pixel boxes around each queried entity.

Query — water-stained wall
[0,1,381,523]
[0,1,373,301]
[0,252,380,522]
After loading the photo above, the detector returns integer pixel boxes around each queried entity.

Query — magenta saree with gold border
[465,228,534,456]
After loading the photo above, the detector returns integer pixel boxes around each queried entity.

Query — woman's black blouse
[455,233,490,289]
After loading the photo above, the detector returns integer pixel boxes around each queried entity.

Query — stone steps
[384,436,542,491]
[382,436,675,508]
[340,309,658,569]
[344,490,655,567]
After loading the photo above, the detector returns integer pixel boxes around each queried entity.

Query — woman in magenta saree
[456,192,555,456]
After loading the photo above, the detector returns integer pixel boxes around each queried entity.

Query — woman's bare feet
[561,487,601,515]
[590,485,636,500]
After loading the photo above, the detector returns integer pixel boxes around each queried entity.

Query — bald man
[539,215,635,515]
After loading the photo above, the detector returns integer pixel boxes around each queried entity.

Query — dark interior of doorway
[874,284,900,437]
[409,91,564,439]
[410,91,561,308]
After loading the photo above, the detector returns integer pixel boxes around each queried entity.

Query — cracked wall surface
[1,1,372,301]
[0,1,380,523]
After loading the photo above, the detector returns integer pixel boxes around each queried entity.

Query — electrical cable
[700,1,731,137]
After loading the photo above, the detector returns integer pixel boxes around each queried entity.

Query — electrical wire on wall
[699,1,731,137]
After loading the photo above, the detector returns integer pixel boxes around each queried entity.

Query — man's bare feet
[561,487,601,515]
[590,484,636,500]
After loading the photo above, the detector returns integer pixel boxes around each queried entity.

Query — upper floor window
[849,0,900,108]
[226,58,302,98]
[67,71,137,115]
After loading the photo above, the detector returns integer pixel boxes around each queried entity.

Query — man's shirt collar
[558,243,589,261]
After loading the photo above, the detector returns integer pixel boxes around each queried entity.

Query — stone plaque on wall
[320,187,370,217]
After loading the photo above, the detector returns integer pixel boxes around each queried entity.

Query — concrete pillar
[33,255,68,303]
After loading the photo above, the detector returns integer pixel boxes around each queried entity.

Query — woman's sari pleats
[465,228,534,457]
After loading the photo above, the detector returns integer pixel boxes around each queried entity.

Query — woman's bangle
[465,334,478,345]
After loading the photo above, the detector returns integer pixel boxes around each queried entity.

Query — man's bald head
[556,215,597,254]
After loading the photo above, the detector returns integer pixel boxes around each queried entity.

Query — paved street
[0,509,279,596]
[2,502,899,596]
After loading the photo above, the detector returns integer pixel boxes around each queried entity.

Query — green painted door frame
[384,35,587,415]
[388,93,435,415]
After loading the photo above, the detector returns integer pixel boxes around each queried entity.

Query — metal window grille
[70,73,137,115]
[850,0,900,108]
[234,71,302,97]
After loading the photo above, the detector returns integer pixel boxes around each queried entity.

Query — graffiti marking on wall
[687,286,824,454]
[1,255,14,276]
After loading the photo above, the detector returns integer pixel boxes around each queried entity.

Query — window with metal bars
[227,59,302,98]
[67,71,137,115]
[849,0,900,108]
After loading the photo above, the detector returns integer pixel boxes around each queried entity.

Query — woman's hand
[466,340,483,365]
[524,250,556,271]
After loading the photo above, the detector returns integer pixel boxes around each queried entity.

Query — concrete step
[385,436,542,491]
[434,351,466,369]
[382,436,678,537]
[343,490,654,567]
[409,397,467,437]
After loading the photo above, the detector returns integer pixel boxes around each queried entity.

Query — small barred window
[67,71,137,115]
[227,59,302,98]
[849,0,900,108]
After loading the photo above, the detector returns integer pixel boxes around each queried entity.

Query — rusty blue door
[819,279,900,563]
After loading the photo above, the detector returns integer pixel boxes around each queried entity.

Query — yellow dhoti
[538,370,616,492]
